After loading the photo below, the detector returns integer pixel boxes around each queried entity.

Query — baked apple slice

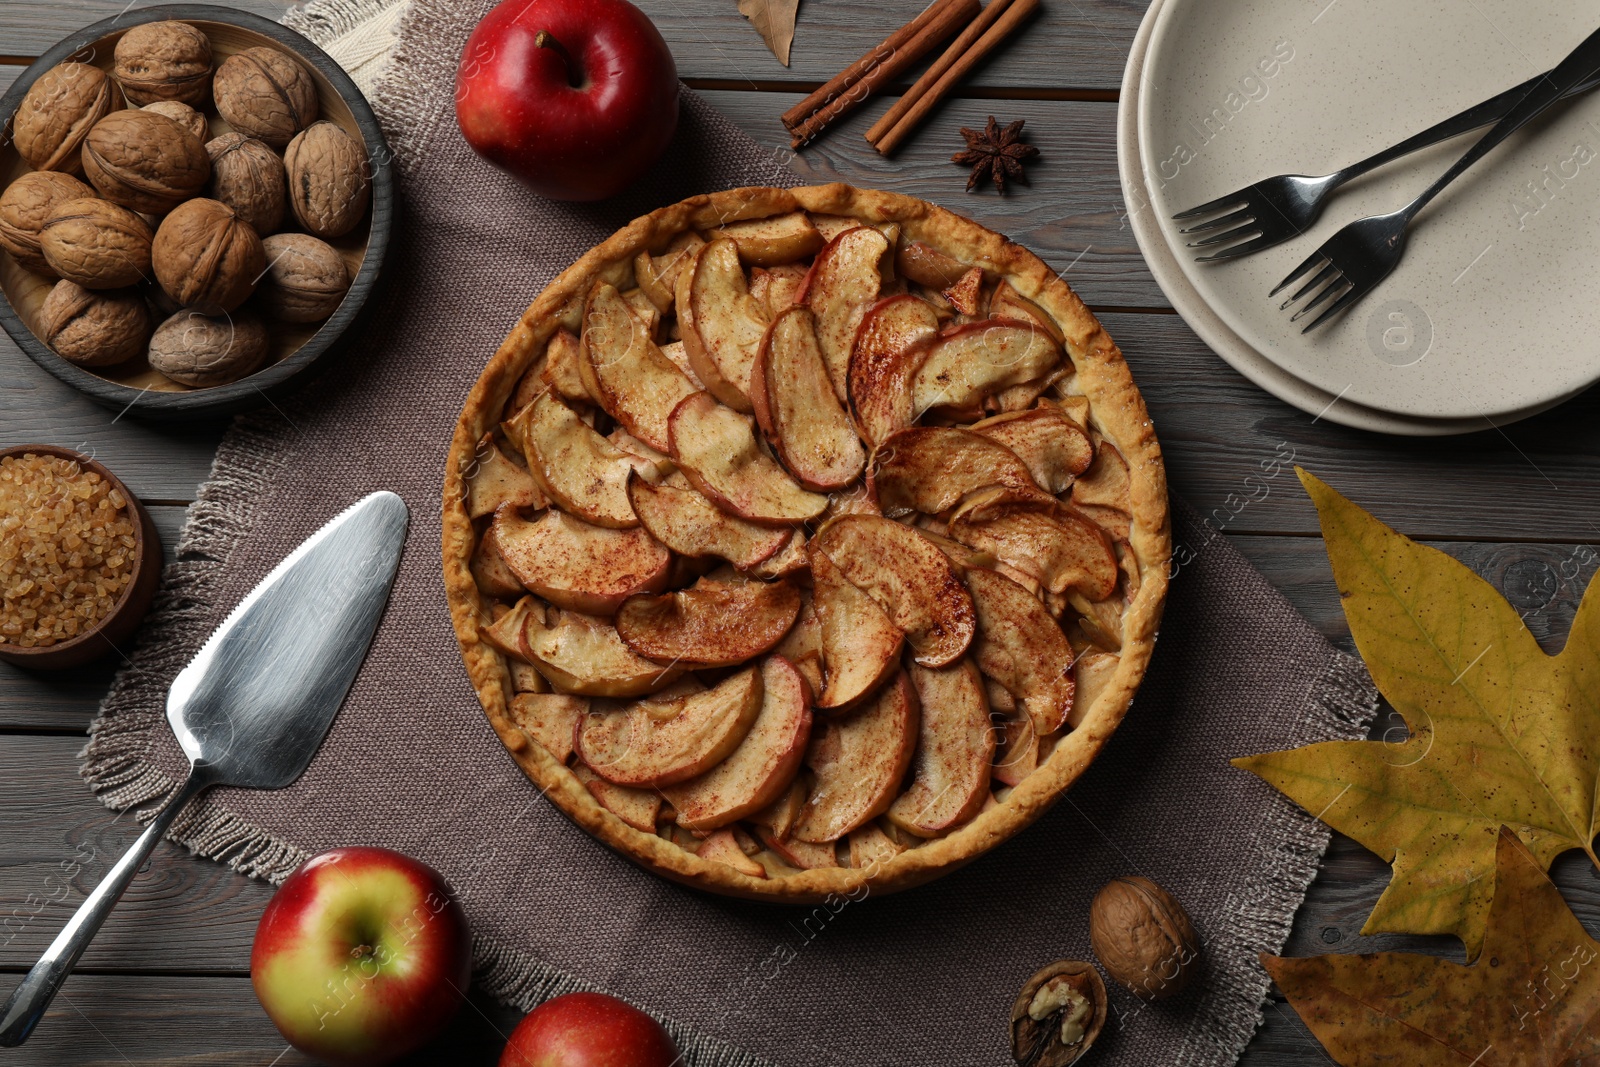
[539,328,594,404]
[616,576,802,668]
[809,546,903,713]
[751,305,866,491]
[508,692,587,763]
[792,671,920,843]
[950,490,1118,600]
[581,282,697,452]
[743,528,808,579]
[480,594,540,660]
[708,211,824,266]
[576,666,763,787]
[697,829,766,877]
[572,763,660,832]
[1072,650,1120,728]
[749,777,806,841]
[755,825,840,869]
[847,295,943,449]
[489,507,669,614]
[847,824,905,869]
[942,267,984,316]
[870,426,1042,518]
[676,238,769,411]
[465,434,547,519]
[667,392,827,524]
[812,514,975,668]
[971,408,1094,494]
[965,567,1076,738]
[505,391,648,528]
[911,320,1061,417]
[472,516,529,599]
[749,262,809,317]
[802,226,890,399]
[991,279,1066,345]
[885,660,995,836]
[1072,441,1132,514]
[634,231,705,313]
[992,710,1037,787]
[895,239,970,289]
[626,474,789,570]
[665,656,812,830]
[522,608,684,697]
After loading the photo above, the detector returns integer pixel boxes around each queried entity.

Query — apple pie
[443,185,1169,902]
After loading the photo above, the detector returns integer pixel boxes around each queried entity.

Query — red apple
[455,0,680,201]
[250,847,472,1067]
[499,992,679,1067]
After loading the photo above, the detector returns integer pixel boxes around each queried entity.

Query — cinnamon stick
[869,0,1040,156]
[865,0,1015,146]
[784,0,980,147]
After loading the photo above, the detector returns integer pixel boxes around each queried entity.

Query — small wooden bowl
[0,445,162,670]
[0,5,395,422]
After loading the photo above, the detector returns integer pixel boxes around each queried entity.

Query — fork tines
[1172,199,1272,263]
[1271,251,1360,333]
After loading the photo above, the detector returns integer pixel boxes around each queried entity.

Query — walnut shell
[38,197,154,289]
[81,108,211,215]
[259,232,350,322]
[1010,961,1107,1067]
[114,21,214,106]
[1088,876,1201,1001]
[284,121,370,239]
[12,62,120,174]
[142,100,209,142]
[0,171,95,275]
[206,133,285,234]
[152,198,266,314]
[148,308,269,386]
[213,47,318,149]
[38,280,151,366]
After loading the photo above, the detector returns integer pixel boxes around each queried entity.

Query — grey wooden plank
[703,89,1162,310]
[3,0,297,58]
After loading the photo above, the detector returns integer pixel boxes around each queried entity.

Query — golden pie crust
[442,184,1170,902]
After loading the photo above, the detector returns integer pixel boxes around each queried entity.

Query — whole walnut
[114,21,214,106]
[1088,876,1201,1001]
[284,121,370,238]
[259,233,350,322]
[206,133,285,234]
[82,108,211,214]
[0,171,94,275]
[39,197,154,290]
[38,280,151,367]
[148,308,269,386]
[12,62,120,174]
[213,47,318,148]
[152,198,265,313]
[142,100,209,142]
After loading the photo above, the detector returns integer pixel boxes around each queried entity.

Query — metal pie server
[0,490,409,1046]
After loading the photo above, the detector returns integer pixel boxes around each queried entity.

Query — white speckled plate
[1133,0,1600,424]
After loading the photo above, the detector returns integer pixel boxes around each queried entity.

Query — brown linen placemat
[81,1,1380,1063]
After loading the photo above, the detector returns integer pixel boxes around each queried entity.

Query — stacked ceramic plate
[1119,0,1600,435]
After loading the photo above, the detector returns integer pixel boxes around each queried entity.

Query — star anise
[952,116,1039,194]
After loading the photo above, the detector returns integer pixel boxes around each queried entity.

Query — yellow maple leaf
[1234,469,1600,957]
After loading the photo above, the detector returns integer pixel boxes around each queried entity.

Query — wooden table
[4,1,1599,1062]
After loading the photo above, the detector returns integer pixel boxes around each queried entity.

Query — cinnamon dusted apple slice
[847,295,943,449]
[971,408,1094,494]
[911,320,1061,418]
[505,391,647,529]
[749,777,806,841]
[755,825,840,869]
[620,288,661,337]
[870,426,1042,518]
[812,515,975,668]
[508,692,587,763]
[1072,441,1132,514]
[991,279,1066,345]
[523,608,684,697]
[992,710,1037,787]
[466,434,547,519]
[676,238,769,411]
[634,230,705,313]
[802,226,890,399]
[616,576,801,668]
[576,666,763,787]
[489,508,669,614]
[994,365,1072,414]
[942,267,984,316]
[749,262,809,317]
[965,567,1076,738]
[657,340,704,389]
[895,239,970,289]
[696,829,766,877]
[665,657,812,830]
[809,546,903,714]
[627,474,789,570]
[666,392,827,524]
[792,671,920,843]
[886,660,995,836]
[480,594,539,660]
[950,490,1118,601]
[773,592,823,697]
[708,211,824,266]
[472,516,528,599]
[915,528,998,573]
[572,763,661,832]
[743,528,808,579]
[751,305,866,491]
[1072,651,1120,728]
[847,823,905,870]
[581,282,697,452]
[539,327,594,404]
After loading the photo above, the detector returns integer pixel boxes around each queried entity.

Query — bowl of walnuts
[0,4,394,420]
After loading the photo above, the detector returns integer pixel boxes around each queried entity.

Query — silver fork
[1173,68,1600,262]
[1274,24,1600,333]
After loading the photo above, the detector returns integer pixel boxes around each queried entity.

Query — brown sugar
[0,452,137,648]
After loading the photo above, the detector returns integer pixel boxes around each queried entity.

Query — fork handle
[1406,25,1600,220]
